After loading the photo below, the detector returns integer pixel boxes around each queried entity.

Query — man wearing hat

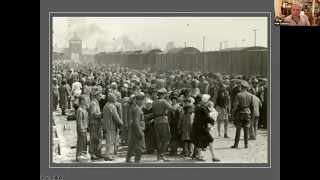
[126,94,146,163]
[152,88,175,162]
[231,80,255,149]
[102,93,123,161]
[88,88,103,160]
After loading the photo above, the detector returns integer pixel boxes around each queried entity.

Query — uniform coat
[128,103,146,150]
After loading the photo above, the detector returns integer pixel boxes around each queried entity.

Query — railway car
[125,50,142,69]
[166,47,201,71]
[140,49,162,69]
[209,46,268,77]
[155,52,167,71]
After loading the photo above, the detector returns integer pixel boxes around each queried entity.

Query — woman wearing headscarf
[142,98,157,154]
[192,94,220,162]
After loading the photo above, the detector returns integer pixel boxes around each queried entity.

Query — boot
[231,145,238,148]
[224,134,230,138]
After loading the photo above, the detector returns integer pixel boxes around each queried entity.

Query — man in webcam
[284,1,310,26]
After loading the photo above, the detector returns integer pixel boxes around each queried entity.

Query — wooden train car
[94,46,268,77]
[166,47,201,71]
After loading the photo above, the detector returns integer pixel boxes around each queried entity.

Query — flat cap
[240,80,250,88]
[157,88,167,94]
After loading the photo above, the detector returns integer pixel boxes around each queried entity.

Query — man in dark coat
[231,81,255,149]
[126,94,146,163]
[58,80,71,115]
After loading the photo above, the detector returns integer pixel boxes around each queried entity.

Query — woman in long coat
[168,96,183,156]
[192,94,220,162]
[58,80,71,115]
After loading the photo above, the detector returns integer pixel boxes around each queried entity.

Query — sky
[52,17,268,52]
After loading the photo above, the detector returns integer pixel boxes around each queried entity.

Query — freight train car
[155,52,167,72]
[166,47,201,71]
[208,46,268,77]
[178,46,268,77]
[140,49,162,69]
[124,50,142,69]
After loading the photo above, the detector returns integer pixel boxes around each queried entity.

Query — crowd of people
[52,60,268,163]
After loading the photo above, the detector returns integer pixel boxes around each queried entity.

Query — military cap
[157,88,167,94]
[240,80,250,88]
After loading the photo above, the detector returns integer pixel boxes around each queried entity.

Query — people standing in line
[88,88,103,160]
[126,94,146,163]
[231,81,255,149]
[58,80,71,115]
[75,95,89,162]
[212,83,231,138]
[152,88,175,162]
[102,93,123,161]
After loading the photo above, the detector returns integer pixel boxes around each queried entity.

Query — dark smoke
[165,41,176,51]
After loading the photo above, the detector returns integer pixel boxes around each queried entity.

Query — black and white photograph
[51,16,269,164]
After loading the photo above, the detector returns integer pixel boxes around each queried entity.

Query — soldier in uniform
[152,88,175,162]
[231,81,255,148]
[126,94,146,163]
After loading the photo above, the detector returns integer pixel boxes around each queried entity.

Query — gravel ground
[53,109,268,164]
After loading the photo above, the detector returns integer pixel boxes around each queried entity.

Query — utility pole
[253,29,258,46]
[202,37,205,52]
[224,41,228,49]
